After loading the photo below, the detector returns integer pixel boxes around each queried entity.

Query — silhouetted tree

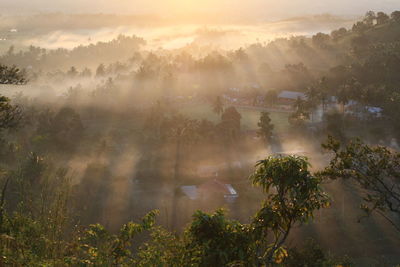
[320,137,400,233]
[257,112,274,146]
[376,12,390,25]
[96,63,106,78]
[212,96,224,115]
[219,107,242,141]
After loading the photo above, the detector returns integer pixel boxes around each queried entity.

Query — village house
[180,179,239,204]
[277,90,307,105]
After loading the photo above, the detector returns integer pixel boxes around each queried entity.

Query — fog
[1,4,400,266]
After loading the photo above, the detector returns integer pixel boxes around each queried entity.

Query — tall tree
[305,86,321,122]
[219,106,242,142]
[376,12,390,25]
[264,90,278,107]
[337,83,351,114]
[96,63,106,78]
[166,115,199,229]
[364,11,376,26]
[289,97,310,127]
[257,112,274,146]
[212,96,224,116]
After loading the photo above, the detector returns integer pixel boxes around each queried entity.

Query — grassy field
[179,103,290,134]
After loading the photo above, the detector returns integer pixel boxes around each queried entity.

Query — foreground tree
[319,137,400,233]
[0,153,338,266]
[140,155,331,266]
[250,156,330,264]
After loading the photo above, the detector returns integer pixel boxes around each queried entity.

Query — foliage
[0,64,26,85]
[250,156,330,264]
[0,95,22,132]
[0,152,333,266]
[219,106,242,142]
[319,137,400,233]
[257,112,274,145]
[289,97,310,127]
[285,239,353,267]
[34,107,84,153]
[66,211,158,266]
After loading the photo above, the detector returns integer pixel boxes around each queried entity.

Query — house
[366,106,383,117]
[198,179,239,203]
[180,186,198,200]
[345,101,383,118]
[180,179,239,203]
[278,91,307,105]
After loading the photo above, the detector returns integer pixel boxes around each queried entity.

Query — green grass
[178,103,290,134]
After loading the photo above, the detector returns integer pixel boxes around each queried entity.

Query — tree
[319,137,400,233]
[96,63,106,78]
[67,66,78,78]
[363,11,376,26]
[337,83,351,113]
[140,156,331,266]
[212,96,224,115]
[391,11,400,22]
[0,96,22,131]
[219,106,242,141]
[264,90,278,107]
[257,112,274,145]
[324,112,346,143]
[312,32,330,48]
[35,107,84,152]
[352,21,369,34]
[289,97,310,127]
[331,28,348,42]
[0,64,25,229]
[376,12,390,25]
[165,115,199,229]
[0,64,26,85]
[305,86,321,121]
[317,77,330,113]
[250,156,330,264]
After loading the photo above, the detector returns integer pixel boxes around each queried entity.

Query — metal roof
[278,91,306,100]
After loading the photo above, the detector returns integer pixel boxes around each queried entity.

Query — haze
[2,0,400,19]
[1,0,400,265]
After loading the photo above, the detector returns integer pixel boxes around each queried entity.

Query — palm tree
[167,115,200,229]
[318,77,330,113]
[337,84,350,114]
[305,86,320,122]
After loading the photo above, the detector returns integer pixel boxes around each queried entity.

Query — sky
[1,0,400,19]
